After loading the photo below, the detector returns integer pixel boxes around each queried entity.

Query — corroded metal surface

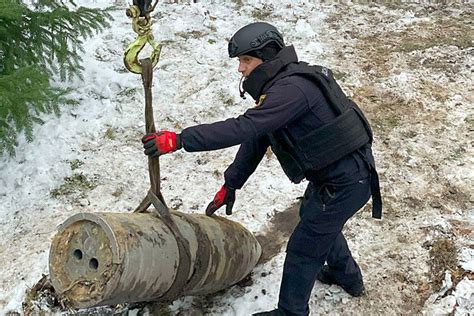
[49,212,261,308]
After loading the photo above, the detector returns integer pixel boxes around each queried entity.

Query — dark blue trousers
[278,177,371,315]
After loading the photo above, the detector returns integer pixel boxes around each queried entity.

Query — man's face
[238,55,263,78]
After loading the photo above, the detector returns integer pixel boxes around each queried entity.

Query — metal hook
[123,1,162,74]
[133,0,152,17]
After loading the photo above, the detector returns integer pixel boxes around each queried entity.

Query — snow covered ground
[1,1,472,315]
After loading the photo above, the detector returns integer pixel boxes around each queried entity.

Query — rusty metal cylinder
[49,212,261,308]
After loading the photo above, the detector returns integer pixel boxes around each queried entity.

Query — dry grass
[175,30,207,40]
[22,275,58,316]
[50,173,98,198]
[428,237,460,291]
[251,4,273,20]
[352,87,419,136]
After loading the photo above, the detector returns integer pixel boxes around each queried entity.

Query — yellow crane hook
[123,1,161,74]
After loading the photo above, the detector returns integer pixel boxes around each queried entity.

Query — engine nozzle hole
[89,258,99,270]
[73,249,83,260]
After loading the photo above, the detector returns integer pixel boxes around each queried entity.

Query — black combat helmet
[228,22,285,59]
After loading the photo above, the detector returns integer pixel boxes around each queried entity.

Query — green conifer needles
[0,0,111,156]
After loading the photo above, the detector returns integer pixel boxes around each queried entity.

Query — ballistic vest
[262,63,370,180]
[261,63,382,218]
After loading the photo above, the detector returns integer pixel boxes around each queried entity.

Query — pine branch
[0,0,112,156]
[0,66,73,154]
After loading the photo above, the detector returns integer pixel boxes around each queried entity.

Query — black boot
[317,265,365,297]
[252,309,286,316]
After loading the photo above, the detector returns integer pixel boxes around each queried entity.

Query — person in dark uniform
[141,22,382,316]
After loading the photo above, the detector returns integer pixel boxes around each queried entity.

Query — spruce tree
[0,0,111,156]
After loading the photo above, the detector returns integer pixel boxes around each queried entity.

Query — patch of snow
[460,247,474,272]
[424,278,474,316]
[453,278,474,316]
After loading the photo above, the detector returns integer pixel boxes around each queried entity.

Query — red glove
[142,131,181,157]
[205,185,236,216]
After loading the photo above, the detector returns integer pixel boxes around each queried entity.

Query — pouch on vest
[295,107,371,171]
[269,130,306,183]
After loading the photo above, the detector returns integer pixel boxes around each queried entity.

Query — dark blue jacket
[180,46,371,190]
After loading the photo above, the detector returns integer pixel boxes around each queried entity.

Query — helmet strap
[239,75,246,99]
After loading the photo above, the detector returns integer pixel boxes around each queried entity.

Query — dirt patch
[255,202,300,264]
[22,274,174,315]
[22,275,59,316]
[427,237,460,291]
[50,173,98,198]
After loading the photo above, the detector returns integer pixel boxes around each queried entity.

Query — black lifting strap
[370,168,382,219]
[357,148,382,219]
[146,190,192,301]
[134,59,192,300]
